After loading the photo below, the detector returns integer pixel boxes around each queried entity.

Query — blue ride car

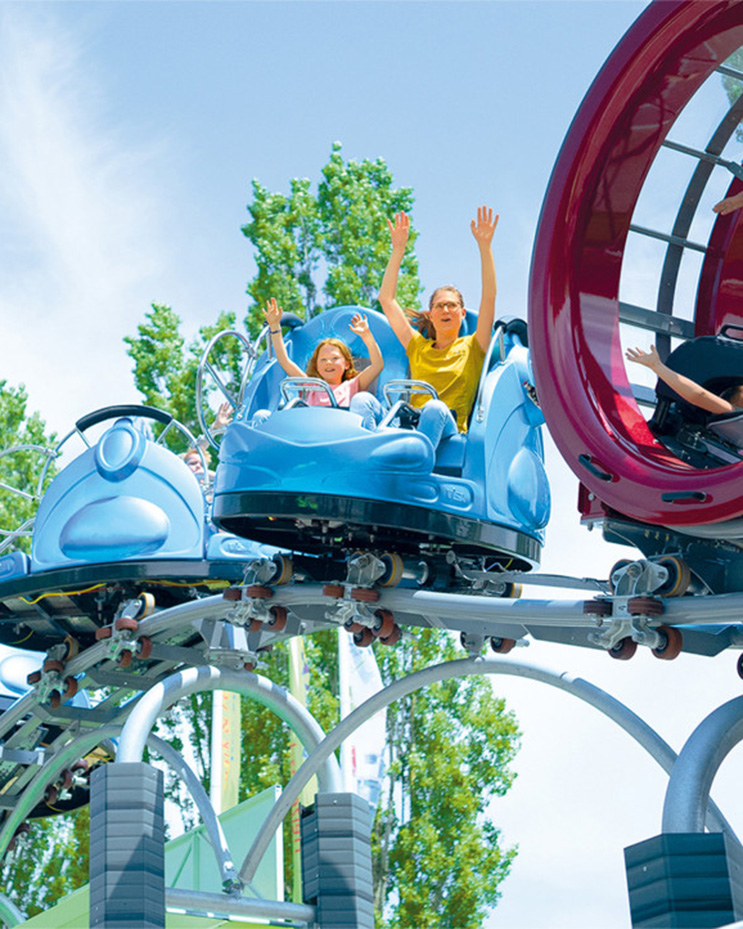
[212,306,550,574]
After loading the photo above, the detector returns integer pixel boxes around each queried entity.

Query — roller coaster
[3,1,743,925]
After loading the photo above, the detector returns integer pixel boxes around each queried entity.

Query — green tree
[124,304,242,454]
[243,141,421,331]
[0,381,57,554]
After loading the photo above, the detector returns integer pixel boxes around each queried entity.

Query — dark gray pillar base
[301,793,374,929]
[625,832,743,928]
[89,762,165,929]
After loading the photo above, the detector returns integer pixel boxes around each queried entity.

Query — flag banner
[338,628,387,809]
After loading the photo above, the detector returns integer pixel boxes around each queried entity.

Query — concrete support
[625,833,743,928]
[301,793,374,929]
[89,763,166,929]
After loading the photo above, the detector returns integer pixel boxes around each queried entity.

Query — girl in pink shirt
[262,298,384,428]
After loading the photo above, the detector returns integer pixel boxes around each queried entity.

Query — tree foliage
[721,50,743,143]
[0,381,57,554]
[242,141,421,331]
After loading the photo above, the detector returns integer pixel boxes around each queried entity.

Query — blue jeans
[417,400,458,449]
[349,391,384,430]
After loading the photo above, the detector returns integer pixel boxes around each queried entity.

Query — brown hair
[306,338,358,381]
[406,286,466,341]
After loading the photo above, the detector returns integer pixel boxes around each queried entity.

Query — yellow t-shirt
[406,332,486,432]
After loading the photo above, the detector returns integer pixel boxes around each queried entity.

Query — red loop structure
[530,0,743,526]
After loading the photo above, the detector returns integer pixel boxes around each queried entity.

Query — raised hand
[349,313,371,339]
[625,345,662,371]
[470,205,499,246]
[387,211,410,251]
[264,297,283,330]
[213,401,233,431]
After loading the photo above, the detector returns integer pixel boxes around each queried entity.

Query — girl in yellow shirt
[378,205,498,448]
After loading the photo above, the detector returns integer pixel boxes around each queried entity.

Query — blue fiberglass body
[0,411,267,652]
[212,306,550,568]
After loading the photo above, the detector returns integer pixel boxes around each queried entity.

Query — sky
[4,1,743,927]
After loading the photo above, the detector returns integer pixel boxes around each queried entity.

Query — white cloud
[0,6,170,435]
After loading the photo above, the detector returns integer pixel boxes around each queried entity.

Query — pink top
[306,374,361,408]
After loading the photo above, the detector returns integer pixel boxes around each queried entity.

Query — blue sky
[5,2,743,928]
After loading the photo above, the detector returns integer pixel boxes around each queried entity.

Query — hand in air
[712,191,743,216]
[213,401,233,432]
[387,211,410,250]
[349,313,370,338]
[264,297,283,329]
[625,345,661,370]
[470,205,499,245]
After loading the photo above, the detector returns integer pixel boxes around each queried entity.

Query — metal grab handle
[280,377,339,408]
[382,379,438,406]
[75,405,172,432]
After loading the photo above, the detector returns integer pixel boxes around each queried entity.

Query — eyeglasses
[431,301,462,311]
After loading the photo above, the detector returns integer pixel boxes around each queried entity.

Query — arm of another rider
[264,298,305,378]
[713,191,743,216]
[349,313,385,392]
[378,212,417,350]
[471,205,499,354]
[625,345,736,415]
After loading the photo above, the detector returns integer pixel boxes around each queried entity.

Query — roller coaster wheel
[224,588,242,601]
[372,610,395,639]
[343,620,365,634]
[272,554,293,586]
[655,556,692,597]
[350,587,379,603]
[60,769,74,791]
[43,659,64,674]
[267,606,287,632]
[95,626,113,641]
[353,628,374,648]
[117,649,133,668]
[114,616,139,633]
[249,619,264,633]
[652,625,683,661]
[137,592,156,618]
[490,637,516,655]
[72,759,90,774]
[628,597,664,618]
[583,599,612,617]
[246,585,273,600]
[63,635,79,661]
[323,584,345,599]
[608,637,637,661]
[63,676,78,699]
[244,661,255,672]
[379,624,402,646]
[49,690,62,710]
[26,670,41,686]
[379,553,404,588]
[504,583,523,599]
[137,636,153,660]
[44,785,59,806]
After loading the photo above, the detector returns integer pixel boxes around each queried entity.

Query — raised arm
[264,298,304,378]
[625,345,735,415]
[348,313,384,391]
[378,212,416,349]
[471,205,499,354]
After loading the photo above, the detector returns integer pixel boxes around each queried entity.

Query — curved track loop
[530,0,743,526]
[239,656,736,886]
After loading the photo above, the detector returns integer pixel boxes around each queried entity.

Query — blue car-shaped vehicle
[211,306,550,579]
[0,405,265,653]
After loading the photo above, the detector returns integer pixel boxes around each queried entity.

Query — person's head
[182,446,211,478]
[306,338,358,386]
[720,383,743,408]
[408,287,466,341]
